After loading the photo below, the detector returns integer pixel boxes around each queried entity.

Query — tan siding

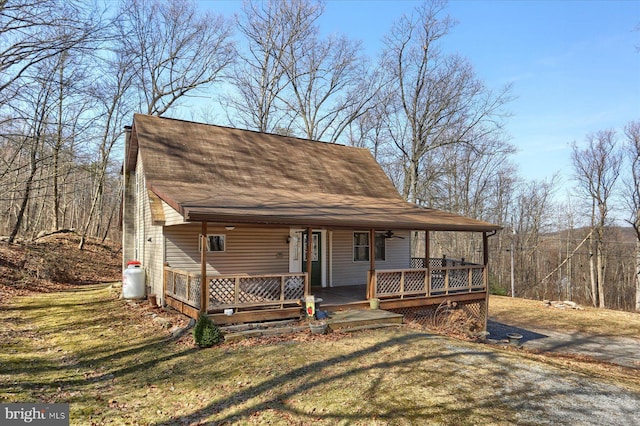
[331,230,411,287]
[137,157,165,299]
[164,224,290,275]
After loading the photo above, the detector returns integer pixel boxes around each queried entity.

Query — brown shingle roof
[131,114,500,232]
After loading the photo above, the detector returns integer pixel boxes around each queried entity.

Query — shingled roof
[128,114,500,232]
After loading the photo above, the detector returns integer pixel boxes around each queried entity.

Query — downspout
[425,231,430,296]
[483,230,497,331]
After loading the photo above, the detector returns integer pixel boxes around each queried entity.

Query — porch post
[306,227,312,292]
[200,221,207,313]
[482,231,489,331]
[425,230,431,295]
[368,228,376,299]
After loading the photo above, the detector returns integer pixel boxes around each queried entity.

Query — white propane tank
[122,261,145,299]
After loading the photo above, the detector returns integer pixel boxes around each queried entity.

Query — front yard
[1,284,639,425]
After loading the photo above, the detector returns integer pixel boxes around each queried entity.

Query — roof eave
[183,208,502,233]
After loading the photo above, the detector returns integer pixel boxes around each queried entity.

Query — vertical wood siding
[161,199,185,226]
[331,229,411,286]
[164,224,290,275]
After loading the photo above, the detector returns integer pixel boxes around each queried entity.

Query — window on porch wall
[199,234,226,252]
[353,232,385,261]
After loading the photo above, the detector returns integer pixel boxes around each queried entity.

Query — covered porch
[161,190,498,327]
[163,222,492,328]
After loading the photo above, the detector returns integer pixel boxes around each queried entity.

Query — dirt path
[487,319,640,369]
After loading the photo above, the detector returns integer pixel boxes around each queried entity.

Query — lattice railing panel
[411,258,426,269]
[165,268,305,311]
[284,276,305,300]
[174,273,188,300]
[404,270,427,293]
[239,277,280,303]
[429,258,445,268]
[165,270,173,289]
[448,269,469,289]
[376,271,402,295]
[209,277,235,305]
[430,270,445,292]
[471,269,484,289]
[189,276,201,305]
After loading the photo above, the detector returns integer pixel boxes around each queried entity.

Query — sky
[201,0,640,192]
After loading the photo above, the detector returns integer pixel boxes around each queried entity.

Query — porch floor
[311,284,367,306]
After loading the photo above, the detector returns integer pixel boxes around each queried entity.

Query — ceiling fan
[383,230,405,239]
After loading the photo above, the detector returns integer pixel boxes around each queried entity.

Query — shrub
[192,312,222,348]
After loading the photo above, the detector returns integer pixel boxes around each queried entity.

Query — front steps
[221,309,404,341]
[325,309,404,331]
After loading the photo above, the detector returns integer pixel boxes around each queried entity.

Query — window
[353,232,386,261]
[199,234,225,252]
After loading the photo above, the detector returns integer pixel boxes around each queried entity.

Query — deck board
[326,309,403,330]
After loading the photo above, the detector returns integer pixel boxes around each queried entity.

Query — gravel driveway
[487,319,640,369]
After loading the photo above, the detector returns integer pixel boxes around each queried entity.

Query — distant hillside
[541,225,636,244]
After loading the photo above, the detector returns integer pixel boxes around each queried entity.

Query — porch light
[225,225,235,231]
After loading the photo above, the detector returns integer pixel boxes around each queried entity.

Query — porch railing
[164,267,307,312]
[374,258,485,299]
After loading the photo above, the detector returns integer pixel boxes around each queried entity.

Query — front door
[302,232,322,287]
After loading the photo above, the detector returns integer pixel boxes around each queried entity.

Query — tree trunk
[597,241,605,308]
[635,238,640,312]
[635,211,640,311]
[403,155,419,203]
[52,53,66,231]
[8,139,39,243]
[589,234,598,307]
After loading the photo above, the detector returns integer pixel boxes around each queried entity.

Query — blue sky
[203,0,640,188]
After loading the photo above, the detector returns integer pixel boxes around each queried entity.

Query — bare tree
[380,0,511,203]
[621,120,640,311]
[279,30,379,142]
[48,48,95,232]
[571,130,622,308]
[230,0,378,142]
[511,177,558,298]
[345,92,394,159]
[0,0,101,101]
[6,59,59,243]
[427,135,516,219]
[78,54,135,250]
[227,0,320,133]
[116,0,234,117]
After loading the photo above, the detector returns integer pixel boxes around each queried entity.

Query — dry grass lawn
[2,285,640,425]
[490,295,640,338]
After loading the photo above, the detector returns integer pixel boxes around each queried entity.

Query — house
[122,114,500,326]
